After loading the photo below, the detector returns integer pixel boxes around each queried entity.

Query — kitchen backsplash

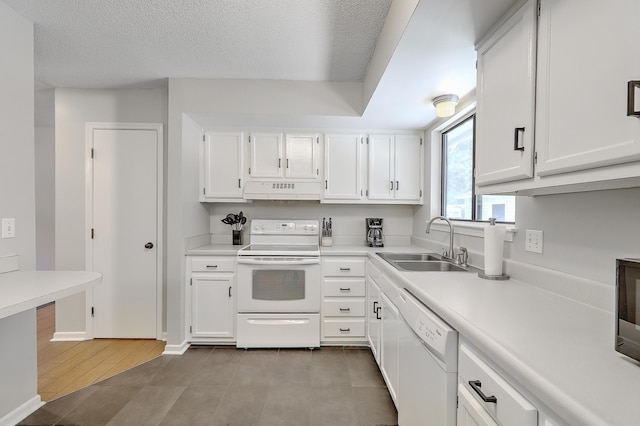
[208,201,414,246]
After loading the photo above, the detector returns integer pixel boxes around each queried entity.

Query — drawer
[458,342,537,426]
[323,318,366,337]
[323,258,366,277]
[323,299,366,317]
[323,278,366,297]
[191,257,235,273]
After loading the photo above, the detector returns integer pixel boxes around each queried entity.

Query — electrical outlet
[1,218,15,238]
[525,229,543,253]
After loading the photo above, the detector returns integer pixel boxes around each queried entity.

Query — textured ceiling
[3,0,517,128]
[3,0,392,88]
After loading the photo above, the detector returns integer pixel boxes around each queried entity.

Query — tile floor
[19,346,398,426]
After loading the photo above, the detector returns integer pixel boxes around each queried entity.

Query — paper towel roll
[484,218,506,276]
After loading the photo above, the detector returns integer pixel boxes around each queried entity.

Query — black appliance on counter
[366,218,384,247]
[616,258,640,362]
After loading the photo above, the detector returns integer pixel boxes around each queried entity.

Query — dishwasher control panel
[414,311,449,356]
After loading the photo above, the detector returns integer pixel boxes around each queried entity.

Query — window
[441,115,515,223]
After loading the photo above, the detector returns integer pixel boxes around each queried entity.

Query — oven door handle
[237,257,320,265]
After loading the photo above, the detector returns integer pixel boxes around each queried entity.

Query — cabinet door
[368,134,394,200]
[457,384,499,426]
[394,135,422,200]
[249,132,283,178]
[535,0,640,176]
[380,292,399,403]
[475,0,537,186]
[191,274,235,338]
[324,134,363,201]
[367,279,381,364]
[201,131,244,201]
[285,133,319,179]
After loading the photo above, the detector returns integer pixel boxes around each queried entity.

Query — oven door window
[252,270,305,301]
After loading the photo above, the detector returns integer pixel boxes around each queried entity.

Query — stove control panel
[251,219,319,236]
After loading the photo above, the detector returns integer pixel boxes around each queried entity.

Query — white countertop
[0,270,102,320]
[368,253,638,426]
[186,244,243,256]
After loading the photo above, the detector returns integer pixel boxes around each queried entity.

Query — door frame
[84,122,164,340]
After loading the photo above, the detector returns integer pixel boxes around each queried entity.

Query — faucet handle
[457,247,468,267]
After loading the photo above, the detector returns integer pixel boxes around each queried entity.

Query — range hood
[243,181,322,200]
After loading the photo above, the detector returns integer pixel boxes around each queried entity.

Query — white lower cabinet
[380,291,400,406]
[321,256,367,343]
[188,256,236,343]
[366,268,381,364]
[457,340,537,426]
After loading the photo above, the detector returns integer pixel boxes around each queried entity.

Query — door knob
[145,242,154,249]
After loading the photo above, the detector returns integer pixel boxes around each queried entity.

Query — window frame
[440,114,515,225]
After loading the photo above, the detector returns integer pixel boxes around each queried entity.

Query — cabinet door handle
[206,265,218,269]
[287,158,289,168]
[628,81,640,116]
[339,307,351,312]
[390,181,394,190]
[395,181,399,190]
[468,380,497,403]
[514,127,525,151]
[375,306,381,320]
[238,178,241,188]
[228,286,232,298]
[339,267,351,272]
[373,301,378,314]
[339,328,351,332]
[278,158,282,168]
[325,180,328,190]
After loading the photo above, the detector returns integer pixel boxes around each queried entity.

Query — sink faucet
[426,216,455,261]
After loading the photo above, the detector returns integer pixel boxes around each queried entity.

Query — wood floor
[37,303,165,402]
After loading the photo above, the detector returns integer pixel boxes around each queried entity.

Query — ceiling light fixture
[433,94,459,118]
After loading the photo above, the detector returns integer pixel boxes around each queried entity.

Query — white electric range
[236,219,321,348]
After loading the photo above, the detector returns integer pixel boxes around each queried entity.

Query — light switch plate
[2,218,15,238]
[525,229,543,253]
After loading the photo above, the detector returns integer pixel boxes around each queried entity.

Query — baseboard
[0,395,43,426]
[162,340,190,355]
[51,331,88,341]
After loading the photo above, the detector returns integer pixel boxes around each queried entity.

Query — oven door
[237,257,321,313]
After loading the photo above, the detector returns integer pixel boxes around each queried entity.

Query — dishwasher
[397,288,458,426]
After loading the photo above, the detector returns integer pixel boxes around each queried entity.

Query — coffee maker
[366,218,384,247]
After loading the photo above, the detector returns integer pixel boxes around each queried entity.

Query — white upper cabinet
[535,0,640,176]
[200,131,246,202]
[475,0,537,186]
[323,134,363,201]
[476,0,640,195]
[394,135,423,201]
[368,134,423,203]
[248,132,319,180]
[285,134,320,179]
[249,132,283,178]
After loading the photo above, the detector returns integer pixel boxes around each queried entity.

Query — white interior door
[89,124,162,338]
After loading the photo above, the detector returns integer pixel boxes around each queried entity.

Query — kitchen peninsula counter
[0,270,101,426]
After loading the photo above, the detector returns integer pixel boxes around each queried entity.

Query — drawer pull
[469,380,497,404]
[339,287,351,291]
[339,328,351,332]
[339,307,351,312]
[339,268,351,272]
[206,265,218,269]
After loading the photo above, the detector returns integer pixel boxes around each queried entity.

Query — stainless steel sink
[376,252,479,273]
[393,261,467,272]
[376,252,442,262]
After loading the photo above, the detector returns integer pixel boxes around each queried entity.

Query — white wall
[54,88,167,335]
[0,1,37,419]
